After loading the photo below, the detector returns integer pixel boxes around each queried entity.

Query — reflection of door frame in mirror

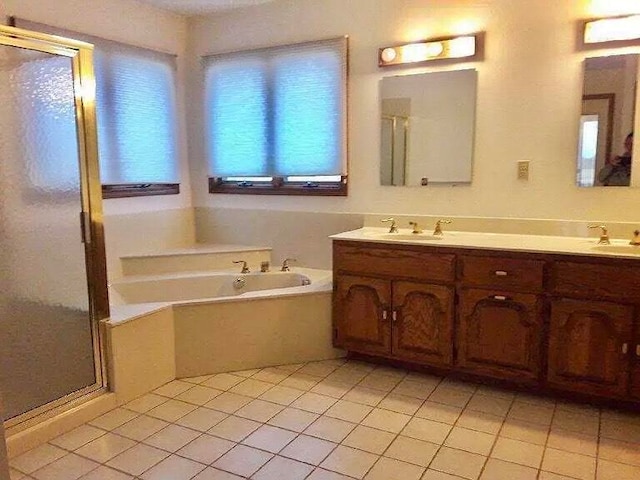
[0,25,109,429]
[582,93,615,180]
[381,114,409,186]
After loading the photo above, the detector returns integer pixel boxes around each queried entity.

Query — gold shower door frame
[0,25,109,429]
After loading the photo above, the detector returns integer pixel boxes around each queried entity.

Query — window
[203,37,348,195]
[14,19,180,198]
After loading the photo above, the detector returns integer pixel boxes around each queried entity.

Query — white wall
[187,0,640,222]
[3,0,196,278]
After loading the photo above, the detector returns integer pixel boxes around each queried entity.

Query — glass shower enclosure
[0,25,108,427]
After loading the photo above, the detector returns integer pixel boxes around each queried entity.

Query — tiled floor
[9,358,640,480]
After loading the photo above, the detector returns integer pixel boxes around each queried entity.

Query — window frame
[204,36,349,196]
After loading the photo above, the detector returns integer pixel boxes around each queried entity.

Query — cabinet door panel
[548,299,633,397]
[392,281,454,366]
[334,275,391,355]
[457,288,542,381]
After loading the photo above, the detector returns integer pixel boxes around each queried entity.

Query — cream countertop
[330,227,640,259]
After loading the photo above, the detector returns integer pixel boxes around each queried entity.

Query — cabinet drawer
[552,261,640,301]
[460,255,545,292]
[334,242,455,283]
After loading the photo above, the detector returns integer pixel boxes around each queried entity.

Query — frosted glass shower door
[0,28,108,423]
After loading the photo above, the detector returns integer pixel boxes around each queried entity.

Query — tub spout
[233,260,250,273]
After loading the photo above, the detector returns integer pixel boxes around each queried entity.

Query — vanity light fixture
[379,34,478,67]
[584,14,640,44]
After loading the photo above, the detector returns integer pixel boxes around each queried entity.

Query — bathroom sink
[591,244,640,255]
[375,233,443,241]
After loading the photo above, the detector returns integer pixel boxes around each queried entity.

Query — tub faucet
[588,225,610,245]
[434,219,452,236]
[281,258,296,272]
[233,260,250,273]
[630,230,640,246]
[381,218,398,233]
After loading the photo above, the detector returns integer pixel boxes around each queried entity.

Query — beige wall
[187,0,640,222]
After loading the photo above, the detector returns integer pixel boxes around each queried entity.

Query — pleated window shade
[204,37,347,178]
[15,19,179,186]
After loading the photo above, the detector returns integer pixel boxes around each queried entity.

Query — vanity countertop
[331,227,640,259]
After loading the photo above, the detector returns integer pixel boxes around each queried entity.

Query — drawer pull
[622,343,629,355]
[636,345,640,357]
[494,270,509,276]
[392,310,398,323]
[492,295,510,301]
[382,310,388,321]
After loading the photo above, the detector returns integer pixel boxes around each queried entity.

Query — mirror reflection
[380,69,477,186]
[576,54,638,187]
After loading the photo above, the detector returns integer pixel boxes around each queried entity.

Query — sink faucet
[281,258,296,271]
[630,230,640,246]
[433,219,452,236]
[381,218,398,233]
[409,221,423,234]
[588,225,610,245]
[233,260,250,273]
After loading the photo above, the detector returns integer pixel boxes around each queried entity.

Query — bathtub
[109,270,321,305]
[105,268,342,391]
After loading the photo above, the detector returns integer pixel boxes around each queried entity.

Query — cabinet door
[631,336,640,400]
[548,298,633,398]
[334,274,391,355]
[457,288,543,382]
[392,281,454,366]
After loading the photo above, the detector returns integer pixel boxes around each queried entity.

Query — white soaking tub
[105,268,342,384]
[109,270,318,305]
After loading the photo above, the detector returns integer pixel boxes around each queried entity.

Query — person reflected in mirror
[598,132,633,186]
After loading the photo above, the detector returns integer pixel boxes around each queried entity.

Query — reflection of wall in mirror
[381,98,410,186]
[583,55,638,185]
[380,69,477,186]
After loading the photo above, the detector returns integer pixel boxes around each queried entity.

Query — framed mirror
[576,54,638,187]
[380,69,477,186]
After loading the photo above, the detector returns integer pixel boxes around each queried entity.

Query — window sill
[208,177,348,196]
[102,183,180,199]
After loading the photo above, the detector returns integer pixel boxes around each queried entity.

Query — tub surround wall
[195,207,364,270]
[104,308,176,405]
[173,293,340,377]
[104,208,196,280]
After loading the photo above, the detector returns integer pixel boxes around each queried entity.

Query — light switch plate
[518,161,530,180]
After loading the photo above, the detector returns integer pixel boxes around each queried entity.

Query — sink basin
[376,233,443,241]
[592,244,640,255]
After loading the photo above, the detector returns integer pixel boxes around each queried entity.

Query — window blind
[203,37,347,178]
[15,19,179,186]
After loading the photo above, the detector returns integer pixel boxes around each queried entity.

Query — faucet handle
[281,258,296,272]
[233,260,250,273]
[433,219,452,236]
[408,221,423,234]
[381,218,398,233]
[588,225,610,245]
[631,230,640,246]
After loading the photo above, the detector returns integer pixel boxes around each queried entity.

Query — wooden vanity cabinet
[333,241,455,367]
[333,239,640,405]
[631,332,640,400]
[548,260,638,398]
[456,255,545,382]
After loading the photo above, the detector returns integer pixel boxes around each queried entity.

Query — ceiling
[135,0,276,15]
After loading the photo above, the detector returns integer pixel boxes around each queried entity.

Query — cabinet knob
[622,343,629,355]
[382,310,388,321]
[392,310,398,323]
[494,270,508,276]
[636,345,640,357]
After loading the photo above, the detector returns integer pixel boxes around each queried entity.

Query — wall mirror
[576,54,638,187]
[380,69,477,186]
